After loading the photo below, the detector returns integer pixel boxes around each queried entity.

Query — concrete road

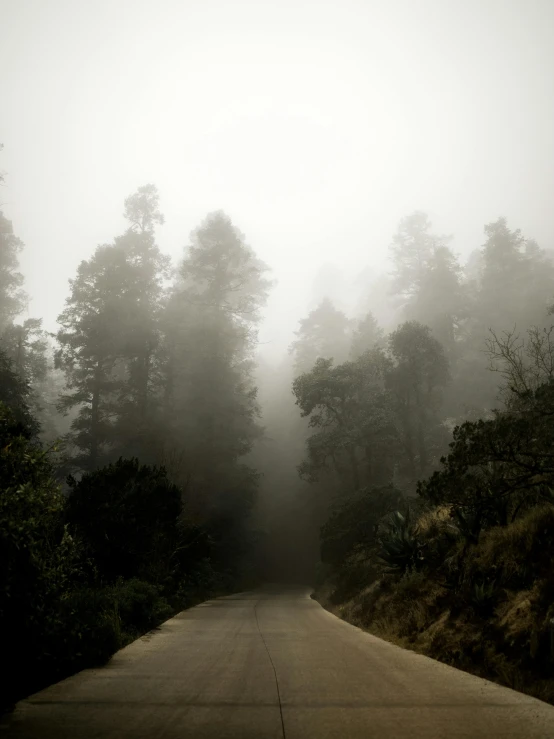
[2,586,554,738]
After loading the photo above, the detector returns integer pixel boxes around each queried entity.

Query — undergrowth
[315,503,554,706]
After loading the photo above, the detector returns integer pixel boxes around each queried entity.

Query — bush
[0,415,241,710]
[65,458,183,583]
[321,485,404,567]
[0,403,83,707]
[114,578,172,638]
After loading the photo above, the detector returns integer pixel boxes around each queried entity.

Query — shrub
[114,578,172,638]
[321,485,404,567]
[65,458,182,583]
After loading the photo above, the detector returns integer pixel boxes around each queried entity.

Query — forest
[0,160,271,707]
[283,213,554,703]
[2,145,554,708]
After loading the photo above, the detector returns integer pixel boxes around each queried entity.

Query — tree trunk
[90,360,102,469]
[415,387,428,475]
[348,445,360,490]
[403,390,416,477]
[138,347,150,422]
[365,444,373,483]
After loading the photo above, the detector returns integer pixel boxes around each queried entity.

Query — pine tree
[111,185,170,461]
[387,321,449,481]
[289,298,351,376]
[478,218,554,332]
[162,211,270,521]
[390,211,445,302]
[390,211,465,353]
[56,245,128,470]
[350,311,384,359]
[0,210,26,331]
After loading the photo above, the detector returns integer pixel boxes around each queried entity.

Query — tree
[387,321,450,480]
[478,218,554,333]
[162,211,270,526]
[0,348,38,436]
[289,297,352,376]
[390,212,465,354]
[390,211,447,302]
[293,348,398,493]
[111,185,170,461]
[0,211,26,331]
[449,219,554,420]
[486,324,554,408]
[320,484,404,568]
[350,311,384,359]
[412,245,466,353]
[56,245,128,470]
[56,185,171,470]
[418,381,554,531]
[1,318,49,388]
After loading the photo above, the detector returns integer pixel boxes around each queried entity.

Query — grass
[314,503,554,706]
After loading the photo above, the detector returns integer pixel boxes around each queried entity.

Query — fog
[4,0,554,713]
[3,0,554,362]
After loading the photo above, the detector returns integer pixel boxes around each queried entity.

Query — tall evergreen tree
[387,321,449,481]
[111,185,170,461]
[390,211,465,354]
[289,297,351,376]
[478,218,554,332]
[1,318,48,386]
[350,311,384,359]
[390,211,446,302]
[56,245,128,470]
[162,211,270,522]
[0,208,26,331]
[57,185,170,470]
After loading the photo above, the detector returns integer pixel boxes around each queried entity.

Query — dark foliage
[321,485,404,567]
[66,458,183,583]
[0,349,39,436]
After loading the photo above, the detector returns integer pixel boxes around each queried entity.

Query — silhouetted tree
[56,245,128,470]
[290,297,352,376]
[161,211,270,528]
[387,321,449,480]
[350,311,384,359]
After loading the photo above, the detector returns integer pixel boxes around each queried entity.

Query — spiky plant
[378,509,424,575]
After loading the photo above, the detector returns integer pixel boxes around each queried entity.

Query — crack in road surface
[2,586,554,738]
[254,597,287,739]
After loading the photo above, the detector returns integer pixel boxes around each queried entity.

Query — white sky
[2,0,554,362]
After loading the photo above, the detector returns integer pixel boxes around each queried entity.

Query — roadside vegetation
[290,215,554,704]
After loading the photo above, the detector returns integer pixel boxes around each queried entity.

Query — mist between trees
[2,157,554,705]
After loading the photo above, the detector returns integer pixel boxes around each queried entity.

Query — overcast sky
[2,0,554,361]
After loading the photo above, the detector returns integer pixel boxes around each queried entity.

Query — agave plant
[378,509,424,575]
[469,579,498,615]
[451,506,482,544]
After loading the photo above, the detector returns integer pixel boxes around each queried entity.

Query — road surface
[2,586,554,738]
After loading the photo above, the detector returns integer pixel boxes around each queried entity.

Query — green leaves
[293,348,398,489]
[418,380,554,528]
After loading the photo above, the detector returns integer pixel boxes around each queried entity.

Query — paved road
[2,586,554,738]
